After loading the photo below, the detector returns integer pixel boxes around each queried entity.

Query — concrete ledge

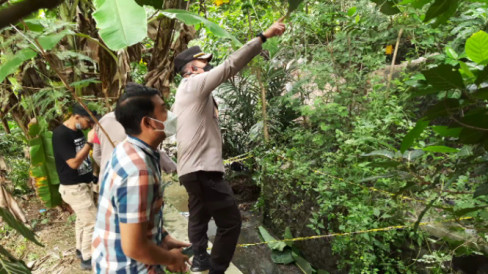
[163,202,242,274]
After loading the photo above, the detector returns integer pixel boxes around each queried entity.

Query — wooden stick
[387,28,404,91]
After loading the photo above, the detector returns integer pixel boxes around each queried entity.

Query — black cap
[72,103,97,121]
[174,46,213,74]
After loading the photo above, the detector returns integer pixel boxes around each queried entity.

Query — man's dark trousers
[180,171,241,274]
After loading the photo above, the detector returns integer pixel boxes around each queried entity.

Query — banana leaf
[0,208,40,273]
[161,9,242,46]
[27,120,61,208]
[0,207,42,246]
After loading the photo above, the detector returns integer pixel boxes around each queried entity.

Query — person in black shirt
[52,103,96,271]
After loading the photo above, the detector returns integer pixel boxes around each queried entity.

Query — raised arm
[193,18,286,98]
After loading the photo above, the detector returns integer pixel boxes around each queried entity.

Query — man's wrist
[86,142,93,148]
[257,32,267,43]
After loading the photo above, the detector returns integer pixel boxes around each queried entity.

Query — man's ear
[141,116,151,130]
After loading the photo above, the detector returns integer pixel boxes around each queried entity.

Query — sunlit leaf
[93,0,147,51]
[465,30,488,65]
[347,7,357,16]
[422,146,458,153]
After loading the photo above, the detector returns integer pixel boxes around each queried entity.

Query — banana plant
[27,118,61,208]
[0,207,43,274]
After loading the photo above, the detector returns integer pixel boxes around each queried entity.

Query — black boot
[80,258,92,271]
[76,249,82,260]
[191,252,211,272]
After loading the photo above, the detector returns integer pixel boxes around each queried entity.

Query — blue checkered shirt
[92,136,164,273]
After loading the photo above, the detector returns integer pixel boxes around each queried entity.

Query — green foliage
[162,9,242,46]
[92,0,147,51]
[258,226,317,272]
[258,226,287,251]
[371,0,401,15]
[8,158,31,195]
[0,29,70,82]
[0,208,42,247]
[0,208,43,274]
[465,30,488,64]
[0,49,37,83]
[401,119,429,153]
[1,0,488,272]
[286,0,304,16]
[0,122,31,195]
[135,0,163,9]
[422,64,465,90]
[27,119,62,208]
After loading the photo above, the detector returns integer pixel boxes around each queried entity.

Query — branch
[0,0,64,30]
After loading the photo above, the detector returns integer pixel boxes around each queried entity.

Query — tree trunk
[145,0,195,97]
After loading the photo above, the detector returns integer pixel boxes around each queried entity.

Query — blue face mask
[148,111,177,137]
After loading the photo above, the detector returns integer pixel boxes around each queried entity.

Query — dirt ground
[1,177,299,274]
[1,193,88,274]
[1,186,243,274]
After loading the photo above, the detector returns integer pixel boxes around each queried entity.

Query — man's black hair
[179,62,190,76]
[115,83,161,136]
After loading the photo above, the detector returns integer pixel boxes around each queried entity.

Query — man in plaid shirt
[92,83,189,273]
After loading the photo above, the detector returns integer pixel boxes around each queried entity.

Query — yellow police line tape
[223,153,253,165]
[223,153,429,205]
[236,216,473,248]
[218,154,473,249]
